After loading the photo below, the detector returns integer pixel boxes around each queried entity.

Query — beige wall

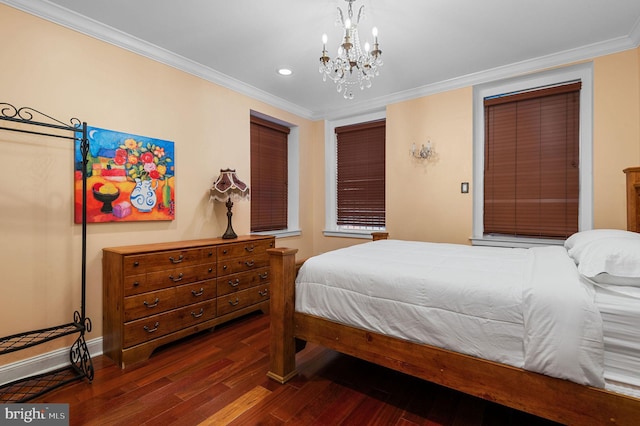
[0,5,317,362]
[593,49,640,227]
[1,4,639,364]
[386,88,474,244]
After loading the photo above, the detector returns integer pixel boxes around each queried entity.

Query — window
[250,115,289,233]
[335,120,386,228]
[484,82,580,239]
[324,111,386,238]
[472,63,593,247]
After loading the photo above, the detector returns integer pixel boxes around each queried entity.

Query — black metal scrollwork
[70,334,95,381]
[73,310,93,333]
[1,102,81,129]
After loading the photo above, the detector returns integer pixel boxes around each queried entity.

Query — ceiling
[5,0,640,120]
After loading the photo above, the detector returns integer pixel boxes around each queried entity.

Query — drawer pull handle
[192,288,204,297]
[259,272,268,280]
[144,298,160,308]
[228,298,240,306]
[191,308,204,318]
[169,273,184,282]
[207,251,213,257]
[245,260,255,267]
[169,255,184,264]
[133,281,140,287]
[228,279,240,287]
[259,289,269,297]
[133,261,139,267]
[208,267,213,273]
[223,265,228,270]
[245,245,255,252]
[144,322,159,333]
[222,249,228,254]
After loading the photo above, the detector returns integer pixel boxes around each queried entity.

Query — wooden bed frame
[267,228,640,425]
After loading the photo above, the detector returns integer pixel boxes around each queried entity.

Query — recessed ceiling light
[277,68,293,76]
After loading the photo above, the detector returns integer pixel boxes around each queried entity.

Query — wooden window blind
[335,119,386,227]
[250,116,289,232]
[484,82,580,239]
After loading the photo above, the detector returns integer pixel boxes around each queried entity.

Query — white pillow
[589,274,640,287]
[573,238,640,286]
[564,229,640,251]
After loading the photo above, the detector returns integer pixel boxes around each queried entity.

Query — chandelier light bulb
[364,42,370,52]
[345,18,351,29]
[322,34,328,45]
[372,26,378,38]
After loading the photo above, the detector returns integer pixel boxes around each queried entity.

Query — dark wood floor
[35,312,561,425]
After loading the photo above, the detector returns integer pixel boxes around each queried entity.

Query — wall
[1,4,639,367]
[313,47,640,252]
[593,49,640,227]
[0,5,317,363]
[381,49,640,244]
[386,88,473,244]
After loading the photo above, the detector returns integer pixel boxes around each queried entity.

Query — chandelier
[319,0,383,99]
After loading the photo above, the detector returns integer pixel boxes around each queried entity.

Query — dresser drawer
[124,287,177,322]
[124,274,148,296]
[217,239,274,260]
[217,267,270,296]
[217,284,270,316]
[143,263,216,292]
[176,280,216,306]
[124,246,215,275]
[217,253,269,276]
[123,299,217,348]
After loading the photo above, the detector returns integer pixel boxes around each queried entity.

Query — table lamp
[210,168,250,239]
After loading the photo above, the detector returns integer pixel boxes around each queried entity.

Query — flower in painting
[114,138,173,182]
[124,138,138,150]
[114,148,128,166]
[144,162,157,174]
[140,152,155,164]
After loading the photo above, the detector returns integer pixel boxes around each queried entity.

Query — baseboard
[0,337,103,386]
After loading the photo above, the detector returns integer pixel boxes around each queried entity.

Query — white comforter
[295,240,604,387]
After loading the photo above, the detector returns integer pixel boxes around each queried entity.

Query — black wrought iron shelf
[0,103,94,403]
[0,323,85,355]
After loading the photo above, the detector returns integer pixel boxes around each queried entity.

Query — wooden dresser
[102,235,274,368]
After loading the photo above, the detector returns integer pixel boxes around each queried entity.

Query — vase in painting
[130,178,157,212]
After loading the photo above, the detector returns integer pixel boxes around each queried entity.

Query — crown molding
[1,0,316,120]
[630,14,640,46]
[312,17,640,120]
[4,0,640,122]
[323,32,638,121]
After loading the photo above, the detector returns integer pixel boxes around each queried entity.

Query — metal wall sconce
[410,141,434,160]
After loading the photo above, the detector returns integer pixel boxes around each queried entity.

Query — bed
[267,224,640,424]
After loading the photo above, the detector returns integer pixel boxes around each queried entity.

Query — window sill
[323,229,383,239]
[471,235,565,248]
[252,229,301,239]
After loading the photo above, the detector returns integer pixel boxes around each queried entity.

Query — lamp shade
[210,168,250,202]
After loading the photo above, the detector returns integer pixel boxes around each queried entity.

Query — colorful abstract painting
[74,126,175,223]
